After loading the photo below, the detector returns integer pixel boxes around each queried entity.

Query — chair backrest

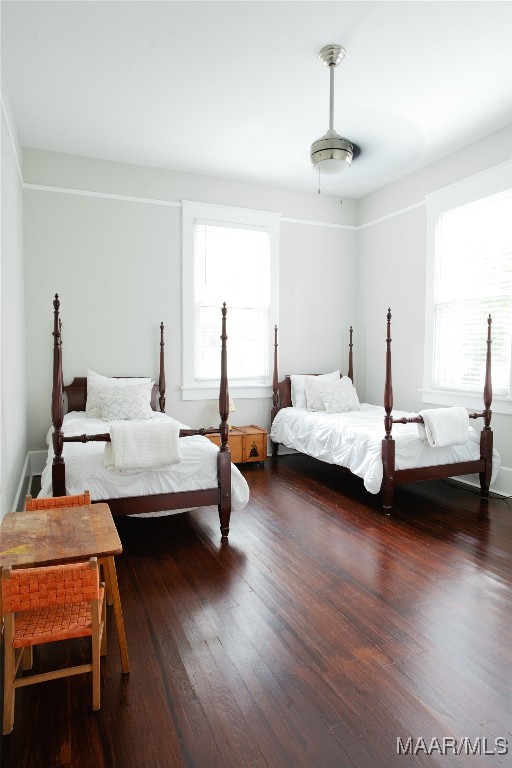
[25,491,91,511]
[1,558,99,613]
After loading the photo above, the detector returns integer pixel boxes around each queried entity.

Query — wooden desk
[0,503,129,673]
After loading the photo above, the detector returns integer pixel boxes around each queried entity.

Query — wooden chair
[25,491,113,605]
[2,557,106,735]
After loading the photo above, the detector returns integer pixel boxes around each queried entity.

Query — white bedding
[270,404,500,494]
[40,411,250,513]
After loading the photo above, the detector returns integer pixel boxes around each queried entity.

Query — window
[423,161,512,413]
[182,201,280,400]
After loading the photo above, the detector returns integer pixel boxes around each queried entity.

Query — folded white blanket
[417,407,469,448]
[104,419,182,471]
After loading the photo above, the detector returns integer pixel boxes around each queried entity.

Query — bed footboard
[381,311,494,512]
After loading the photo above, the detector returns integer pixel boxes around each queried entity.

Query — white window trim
[181,200,280,400]
[423,160,512,415]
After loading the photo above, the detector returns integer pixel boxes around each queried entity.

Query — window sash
[433,297,511,396]
[195,304,270,382]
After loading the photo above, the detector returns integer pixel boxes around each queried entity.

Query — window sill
[182,384,273,401]
[421,389,512,415]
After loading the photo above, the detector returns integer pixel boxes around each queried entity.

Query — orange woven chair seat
[13,585,105,648]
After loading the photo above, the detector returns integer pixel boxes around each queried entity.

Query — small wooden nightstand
[206,425,267,466]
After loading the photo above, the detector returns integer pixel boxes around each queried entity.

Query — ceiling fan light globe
[313,154,352,174]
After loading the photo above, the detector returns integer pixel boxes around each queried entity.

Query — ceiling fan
[310,44,360,202]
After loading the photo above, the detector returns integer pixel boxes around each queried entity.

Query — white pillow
[304,377,328,411]
[321,377,361,414]
[100,391,153,421]
[290,370,340,409]
[86,370,153,418]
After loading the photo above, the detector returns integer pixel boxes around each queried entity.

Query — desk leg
[105,556,130,674]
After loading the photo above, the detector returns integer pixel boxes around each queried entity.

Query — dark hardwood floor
[2,455,511,767]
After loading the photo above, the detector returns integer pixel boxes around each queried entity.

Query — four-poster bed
[42,294,250,536]
[270,310,499,512]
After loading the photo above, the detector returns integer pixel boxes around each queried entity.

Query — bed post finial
[384,308,393,439]
[52,293,65,495]
[348,326,354,383]
[219,303,229,450]
[159,322,166,413]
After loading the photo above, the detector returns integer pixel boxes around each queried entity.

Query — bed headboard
[271,325,354,417]
[63,378,160,413]
[52,292,166,415]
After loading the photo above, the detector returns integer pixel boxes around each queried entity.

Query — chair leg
[100,592,107,657]
[92,639,101,711]
[91,598,101,711]
[21,646,33,671]
[3,617,16,735]
[100,558,114,606]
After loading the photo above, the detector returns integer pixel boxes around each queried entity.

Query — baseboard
[453,465,512,499]
[12,454,31,512]
[29,450,47,476]
[13,451,47,511]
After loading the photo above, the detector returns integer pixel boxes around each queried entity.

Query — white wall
[1,73,27,519]
[23,149,358,450]
[357,124,512,493]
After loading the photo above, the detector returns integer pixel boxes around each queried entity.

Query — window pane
[437,191,512,302]
[195,224,270,306]
[194,222,271,382]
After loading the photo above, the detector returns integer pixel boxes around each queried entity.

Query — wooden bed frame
[50,294,233,536]
[270,310,494,512]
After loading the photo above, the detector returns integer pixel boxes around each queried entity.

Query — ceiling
[2,1,512,199]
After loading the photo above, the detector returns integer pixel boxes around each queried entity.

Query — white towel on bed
[104,419,182,471]
[417,407,469,448]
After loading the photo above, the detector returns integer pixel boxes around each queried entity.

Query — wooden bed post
[479,314,493,496]
[217,302,232,537]
[51,294,66,496]
[159,322,166,413]
[381,308,395,512]
[271,325,279,422]
[347,326,354,382]
[271,325,279,459]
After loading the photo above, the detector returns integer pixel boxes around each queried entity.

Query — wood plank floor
[2,456,511,767]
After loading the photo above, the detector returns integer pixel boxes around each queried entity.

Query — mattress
[40,411,250,513]
[270,403,500,494]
